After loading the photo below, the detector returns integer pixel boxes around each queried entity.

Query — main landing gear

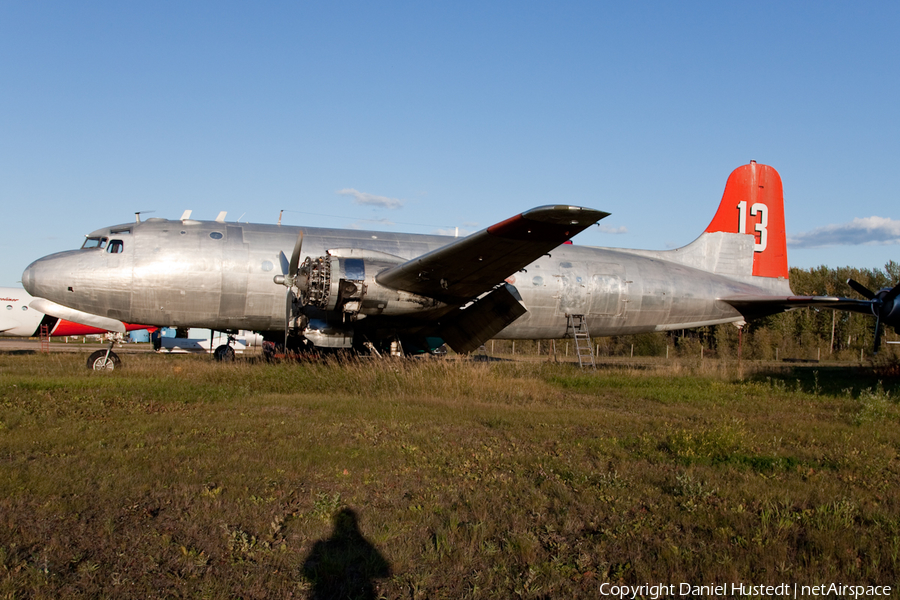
[213,332,238,362]
[213,343,236,362]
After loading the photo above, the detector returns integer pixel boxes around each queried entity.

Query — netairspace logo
[598,582,892,599]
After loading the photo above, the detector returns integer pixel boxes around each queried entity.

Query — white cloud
[598,224,628,234]
[337,188,404,209]
[787,216,900,249]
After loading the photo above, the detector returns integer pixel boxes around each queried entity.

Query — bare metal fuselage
[22,217,791,342]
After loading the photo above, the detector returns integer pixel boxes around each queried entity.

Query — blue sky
[2,2,898,288]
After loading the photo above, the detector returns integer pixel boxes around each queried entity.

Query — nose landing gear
[87,339,122,370]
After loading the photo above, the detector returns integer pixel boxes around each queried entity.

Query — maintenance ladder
[566,314,595,369]
[39,324,50,354]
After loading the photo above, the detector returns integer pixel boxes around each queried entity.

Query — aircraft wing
[720,295,876,320]
[375,205,609,303]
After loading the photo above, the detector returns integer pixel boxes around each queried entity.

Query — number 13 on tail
[737,200,767,252]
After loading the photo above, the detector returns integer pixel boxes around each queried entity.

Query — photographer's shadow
[302,508,391,600]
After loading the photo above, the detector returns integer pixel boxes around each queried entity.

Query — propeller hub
[847,278,900,353]
[278,230,306,349]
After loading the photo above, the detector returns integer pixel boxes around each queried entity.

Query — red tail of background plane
[704,161,789,280]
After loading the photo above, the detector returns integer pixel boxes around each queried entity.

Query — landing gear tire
[214,344,236,362]
[87,350,121,371]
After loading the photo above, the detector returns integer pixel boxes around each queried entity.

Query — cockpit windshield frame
[81,237,109,250]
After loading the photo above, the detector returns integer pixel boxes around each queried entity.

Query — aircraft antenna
[134,210,155,223]
[278,210,283,226]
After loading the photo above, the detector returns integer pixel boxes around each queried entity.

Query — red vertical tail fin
[704,161,788,280]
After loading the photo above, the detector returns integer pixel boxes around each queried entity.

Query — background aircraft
[0,286,152,368]
[1,287,150,338]
[154,328,263,359]
[20,162,898,360]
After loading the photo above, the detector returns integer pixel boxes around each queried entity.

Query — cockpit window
[82,237,108,250]
[107,240,124,254]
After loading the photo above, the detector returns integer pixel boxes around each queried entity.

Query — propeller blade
[847,278,876,300]
[289,232,304,278]
[873,282,900,353]
[874,315,884,354]
[883,282,900,304]
[279,251,290,276]
[285,288,294,349]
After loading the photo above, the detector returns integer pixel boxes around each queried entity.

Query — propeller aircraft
[20,161,898,362]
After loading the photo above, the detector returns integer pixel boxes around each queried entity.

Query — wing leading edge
[375,205,609,303]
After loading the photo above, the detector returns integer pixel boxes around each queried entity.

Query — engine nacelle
[299,251,444,318]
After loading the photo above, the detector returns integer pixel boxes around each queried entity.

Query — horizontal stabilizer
[720,295,876,321]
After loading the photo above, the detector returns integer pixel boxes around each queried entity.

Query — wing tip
[487,206,608,242]
[521,205,610,227]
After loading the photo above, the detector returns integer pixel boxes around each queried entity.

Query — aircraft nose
[21,261,36,295]
[21,251,78,302]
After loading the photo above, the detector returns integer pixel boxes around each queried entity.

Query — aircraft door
[556,261,591,316]
[589,264,626,317]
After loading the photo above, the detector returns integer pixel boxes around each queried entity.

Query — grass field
[1,351,899,599]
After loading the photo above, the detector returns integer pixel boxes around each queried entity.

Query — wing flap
[440,284,528,354]
[375,205,608,303]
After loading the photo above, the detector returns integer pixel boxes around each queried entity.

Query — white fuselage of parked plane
[0,287,46,337]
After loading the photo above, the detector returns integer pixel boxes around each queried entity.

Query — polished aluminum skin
[21,218,785,345]
[28,162,868,353]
